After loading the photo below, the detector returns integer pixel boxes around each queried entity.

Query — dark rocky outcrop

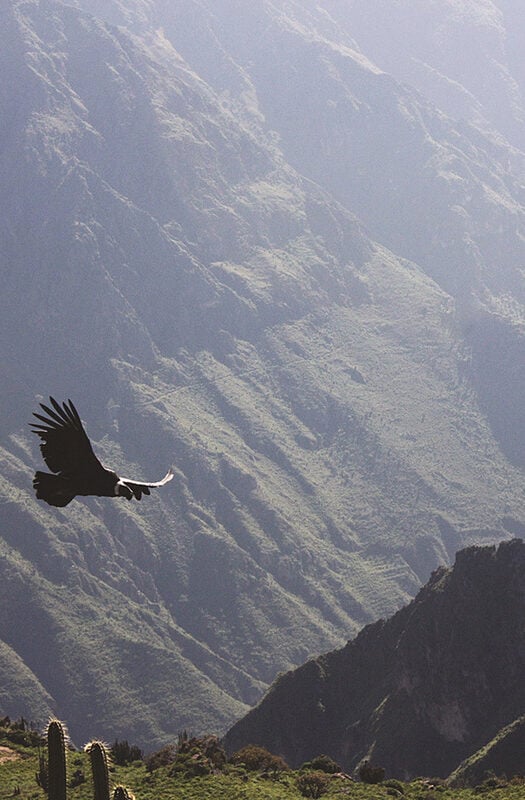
[225,540,525,779]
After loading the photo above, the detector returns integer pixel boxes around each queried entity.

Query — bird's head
[115,480,133,500]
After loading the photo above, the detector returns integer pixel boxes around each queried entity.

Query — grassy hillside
[1,718,525,800]
[0,0,523,747]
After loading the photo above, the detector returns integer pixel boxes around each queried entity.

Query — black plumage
[31,397,173,507]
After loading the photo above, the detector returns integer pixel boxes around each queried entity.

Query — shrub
[296,770,331,798]
[384,778,405,794]
[169,751,212,779]
[3,717,43,747]
[359,760,385,784]
[474,776,508,793]
[177,733,226,770]
[301,754,341,774]
[145,744,177,772]
[169,734,227,778]
[111,740,144,766]
[229,744,288,774]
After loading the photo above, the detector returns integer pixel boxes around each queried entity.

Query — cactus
[86,740,111,800]
[37,719,135,800]
[35,747,48,792]
[113,787,134,800]
[47,719,68,800]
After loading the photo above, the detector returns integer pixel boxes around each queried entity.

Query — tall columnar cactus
[113,787,134,800]
[87,740,111,800]
[47,719,68,800]
[38,719,136,800]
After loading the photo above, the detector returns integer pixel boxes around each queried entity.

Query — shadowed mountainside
[225,539,525,780]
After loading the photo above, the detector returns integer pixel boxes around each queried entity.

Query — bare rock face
[225,540,525,779]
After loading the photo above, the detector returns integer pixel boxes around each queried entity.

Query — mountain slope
[166,0,525,466]
[322,0,525,147]
[0,0,523,747]
[449,714,525,786]
[225,539,525,779]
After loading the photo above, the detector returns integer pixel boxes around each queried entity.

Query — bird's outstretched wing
[119,469,174,500]
[30,397,102,475]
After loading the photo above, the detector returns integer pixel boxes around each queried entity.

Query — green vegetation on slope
[2,717,525,800]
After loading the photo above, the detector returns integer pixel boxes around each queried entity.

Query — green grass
[2,733,525,800]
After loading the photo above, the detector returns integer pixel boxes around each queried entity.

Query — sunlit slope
[0,0,523,747]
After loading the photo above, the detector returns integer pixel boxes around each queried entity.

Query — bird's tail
[33,471,75,507]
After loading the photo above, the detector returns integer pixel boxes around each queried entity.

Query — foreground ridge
[3,714,525,796]
[225,540,525,779]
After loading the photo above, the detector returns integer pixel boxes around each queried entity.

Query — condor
[31,397,173,507]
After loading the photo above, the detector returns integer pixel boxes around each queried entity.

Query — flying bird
[31,397,173,507]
